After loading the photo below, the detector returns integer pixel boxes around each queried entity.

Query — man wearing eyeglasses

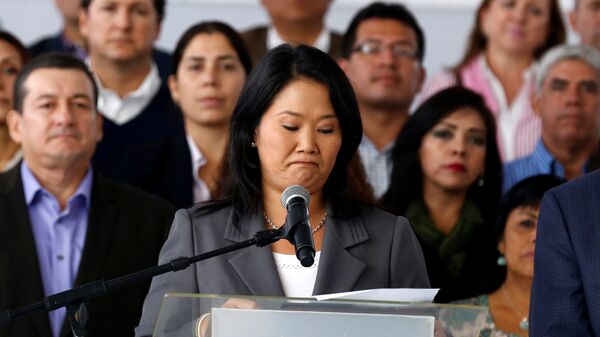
[339,2,426,199]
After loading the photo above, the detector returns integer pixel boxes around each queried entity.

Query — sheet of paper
[313,288,439,302]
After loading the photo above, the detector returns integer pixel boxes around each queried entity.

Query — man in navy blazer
[531,169,600,336]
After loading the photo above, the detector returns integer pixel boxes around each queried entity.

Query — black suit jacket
[0,165,175,337]
[116,134,194,209]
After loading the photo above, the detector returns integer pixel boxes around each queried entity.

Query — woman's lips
[198,97,224,107]
[444,163,467,172]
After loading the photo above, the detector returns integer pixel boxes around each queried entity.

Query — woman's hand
[196,299,260,337]
[222,298,259,309]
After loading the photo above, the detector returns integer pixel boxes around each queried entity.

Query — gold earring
[251,142,256,148]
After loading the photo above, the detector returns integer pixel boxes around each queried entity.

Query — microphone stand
[0,228,283,337]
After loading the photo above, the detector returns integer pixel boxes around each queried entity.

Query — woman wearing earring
[453,174,563,337]
[134,44,430,337]
[382,87,502,303]
[420,0,565,162]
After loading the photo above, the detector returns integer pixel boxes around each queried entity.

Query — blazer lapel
[73,174,118,286]
[224,210,284,296]
[59,174,119,336]
[166,135,193,208]
[312,210,369,295]
[0,165,53,337]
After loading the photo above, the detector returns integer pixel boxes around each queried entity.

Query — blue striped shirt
[503,140,588,192]
[358,136,394,199]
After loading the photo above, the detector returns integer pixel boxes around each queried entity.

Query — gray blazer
[135,203,430,336]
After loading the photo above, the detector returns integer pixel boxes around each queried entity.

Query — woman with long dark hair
[383,86,502,303]
[135,44,430,336]
[119,21,252,208]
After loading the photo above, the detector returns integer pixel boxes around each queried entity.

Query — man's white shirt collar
[186,134,211,204]
[87,59,162,125]
[267,26,330,52]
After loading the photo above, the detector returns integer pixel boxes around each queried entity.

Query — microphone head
[281,185,310,208]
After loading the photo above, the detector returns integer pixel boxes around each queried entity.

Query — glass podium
[152,293,489,337]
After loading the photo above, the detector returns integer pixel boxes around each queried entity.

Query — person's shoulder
[241,25,267,39]
[504,153,534,171]
[353,205,411,230]
[152,47,172,81]
[547,170,600,201]
[503,154,536,190]
[0,165,20,193]
[29,34,63,56]
[187,200,232,219]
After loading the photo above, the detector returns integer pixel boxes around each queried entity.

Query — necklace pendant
[519,317,529,331]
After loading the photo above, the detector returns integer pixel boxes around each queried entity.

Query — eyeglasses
[350,41,418,60]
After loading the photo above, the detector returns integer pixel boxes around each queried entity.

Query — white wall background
[0,0,577,79]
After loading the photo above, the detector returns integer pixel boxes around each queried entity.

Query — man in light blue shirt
[0,53,174,337]
[21,163,93,337]
[504,44,600,192]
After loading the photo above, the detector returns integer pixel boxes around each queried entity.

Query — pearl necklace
[501,285,529,331]
[263,212,327,234]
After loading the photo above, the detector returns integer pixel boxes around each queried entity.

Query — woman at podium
[134,44,430,337]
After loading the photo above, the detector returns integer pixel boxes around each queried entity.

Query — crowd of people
[1,1,600,337]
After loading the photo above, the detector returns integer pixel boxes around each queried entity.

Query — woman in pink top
[420,0,565,162]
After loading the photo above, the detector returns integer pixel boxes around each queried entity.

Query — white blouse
[272,251,321,297]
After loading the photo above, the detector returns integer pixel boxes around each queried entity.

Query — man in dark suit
[530,169,600,336]
[0,53,175,337]
[242,0,342,66]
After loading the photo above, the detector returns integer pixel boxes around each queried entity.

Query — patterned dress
[453,295,522,337]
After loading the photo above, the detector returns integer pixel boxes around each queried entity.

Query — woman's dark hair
[219,44,367,226]
[171,21,253,76]
[0,30,30,66]
[454,0,565,71]
[486,174,565,289]
[494,174,564,243]
[382,86,502,224]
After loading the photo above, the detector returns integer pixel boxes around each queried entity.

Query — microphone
[281,185,315,267]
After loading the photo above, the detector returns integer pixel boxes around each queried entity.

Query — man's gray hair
[536,44,600,93]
